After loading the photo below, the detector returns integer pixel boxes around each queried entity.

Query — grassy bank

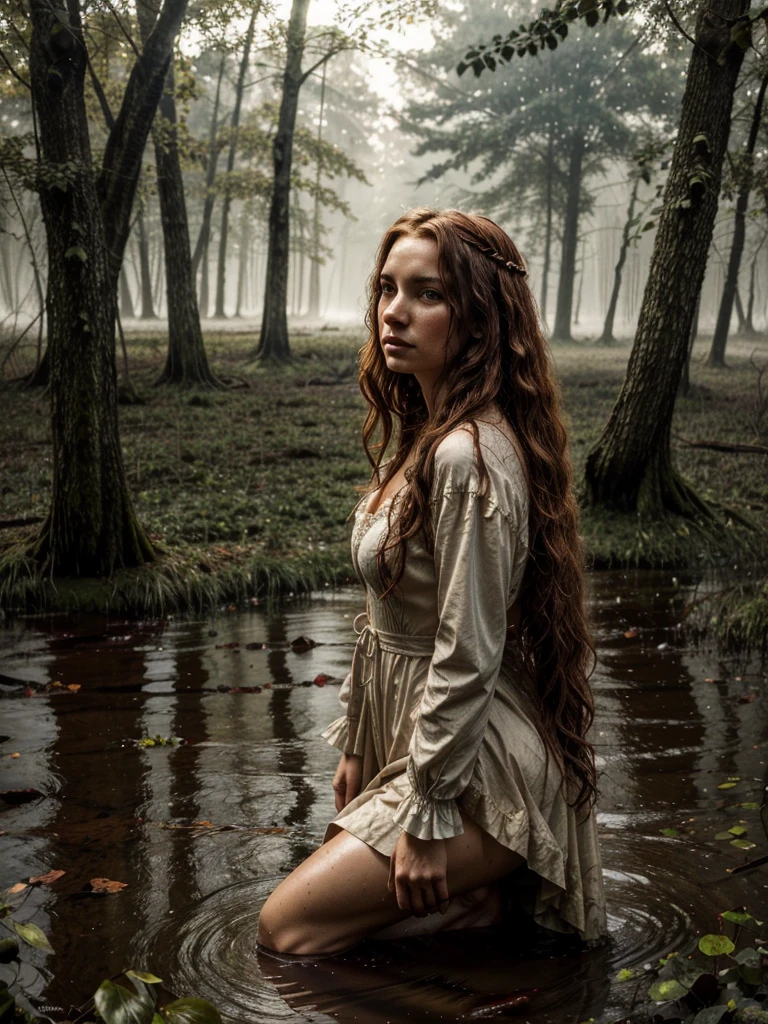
[1,328,767,619]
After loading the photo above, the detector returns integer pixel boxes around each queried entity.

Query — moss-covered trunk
[28,0,154,574]
[583,0,750,517]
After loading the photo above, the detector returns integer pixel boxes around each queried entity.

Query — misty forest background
[0,0,767,650]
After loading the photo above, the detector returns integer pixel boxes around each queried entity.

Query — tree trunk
[680,290,701,397]
[137,0,221,387]
[598,174,640,345]
[583,0,750,518]
[28,0,154,574]
[708,66,768,367]
[540,117,554,325]
[214,10,257,319]
[192,52,225,280]
[256,0,311,362]
[26,0,190,575]
[551,129,585,342]
[138,208,157,319]
[734,286,747,332]
[235,206,249,317]
[744,247,761,335]
[307,61,327,320]
[119,265,136,320]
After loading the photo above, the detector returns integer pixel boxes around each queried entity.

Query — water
[1,570,766,1023]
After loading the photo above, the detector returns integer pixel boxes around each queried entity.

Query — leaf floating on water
[730,838,756,850]
[720,908,753,925]
[717,782,738,789]
[691,1005,729,1023]
[714,832,733,841]
[12,920,53,952]
[28,869,65,886]
[66,683,81,692]
[698,934,735,956]
[290,635,321,653]
[313,674,329,687]
[648,977,688,1001]
[162,996,223,1023]
[732,802,759,810]
[623,629,638,638]
[7,883,27,895]
[615,967,640,981]
[136,736,184,748]
[89,878,128,894]
[660,828,678,838]
[728,825,748,836]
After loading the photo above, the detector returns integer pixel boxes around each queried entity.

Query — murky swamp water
[1,570,766,1024]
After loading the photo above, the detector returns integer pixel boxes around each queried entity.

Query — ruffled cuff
[392,779,464,840]
[320,715,349,753]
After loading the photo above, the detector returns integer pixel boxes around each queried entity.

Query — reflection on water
[0,571,766,1023]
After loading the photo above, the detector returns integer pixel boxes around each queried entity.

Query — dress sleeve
[319,670,355,753]
[393,430,528,841]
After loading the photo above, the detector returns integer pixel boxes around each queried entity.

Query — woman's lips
[382,336,414,349]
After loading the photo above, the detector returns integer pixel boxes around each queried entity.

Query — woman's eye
[423,289,442,301]
[380,282,394,295]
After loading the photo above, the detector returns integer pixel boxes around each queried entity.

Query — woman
[257,208,606,956]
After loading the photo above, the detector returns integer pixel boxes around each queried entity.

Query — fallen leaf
[718,782,738,789]
[313,674,329,687]
[29,870,65,886]
[66,683,81,692]
[731,838,756,850]
[738,694,756,704]
[7,883,27,894]
[89,878,127,894]
[290,635,320,653]
[623,630,638,639]
[10,753,20,759]
[193,820,213,827]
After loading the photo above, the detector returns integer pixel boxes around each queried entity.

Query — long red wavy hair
[358,207,598,812]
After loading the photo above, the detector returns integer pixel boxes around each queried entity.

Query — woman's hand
[388,832,450,917]
[332,753,362,812]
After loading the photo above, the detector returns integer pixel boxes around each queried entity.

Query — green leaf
[692,1006,728,1024]
[64,245,88,263]
[732,802,759,810]
[0,938,20,963]
[94,980,154,1024]
[126,972,162,985]
[615,967,638,981]
[698,934,735,956]
[161,997,222,1024]
[456,61,467,76]
[728,825,748,836]
[12,920,53,953]
[660,828,678,837]
[714,831,733,840]
[648,977,688,1001]
[720,909,753,924]
[730,838,756,849]
[717,782,737,789]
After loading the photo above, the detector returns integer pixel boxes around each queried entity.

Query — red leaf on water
[89,878,127,894]
[29,870,65,886]
[313,674,329,687]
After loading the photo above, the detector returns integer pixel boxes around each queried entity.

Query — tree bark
[191,52,225,280]
[540,117,555,326]
[551,129,585,342]
[214,10,257,319]
[708,66,768,367]
[26,0,190,575]
[598,174,640,345]
[307,60,327,320]
[137,208,157,318]
[583,0,750,518]
[28,0,154,574]
[256,0,311,362]
[137,0,221,387]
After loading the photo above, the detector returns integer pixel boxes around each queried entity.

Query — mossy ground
[1,327,766,635]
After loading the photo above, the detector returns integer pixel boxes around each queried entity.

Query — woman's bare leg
[257,815,523,956]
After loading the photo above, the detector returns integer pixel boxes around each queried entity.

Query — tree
[462,0,760,519]
[708,60,768,367]
[26,0,189,574]
[583,0,753,516]
[256,0,312,362]
[137,0,222,387]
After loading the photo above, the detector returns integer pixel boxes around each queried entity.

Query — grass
[1,326,767,626]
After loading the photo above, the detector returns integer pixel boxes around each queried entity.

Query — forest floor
[1,327,767,625]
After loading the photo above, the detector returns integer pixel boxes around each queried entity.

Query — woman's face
[377,235,464,404]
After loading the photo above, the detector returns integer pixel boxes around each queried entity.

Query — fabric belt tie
[351,611,435,693]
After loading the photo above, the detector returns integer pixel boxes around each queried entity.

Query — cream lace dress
[321,419,606,942]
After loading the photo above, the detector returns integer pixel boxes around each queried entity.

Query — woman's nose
[382,296,408,326]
